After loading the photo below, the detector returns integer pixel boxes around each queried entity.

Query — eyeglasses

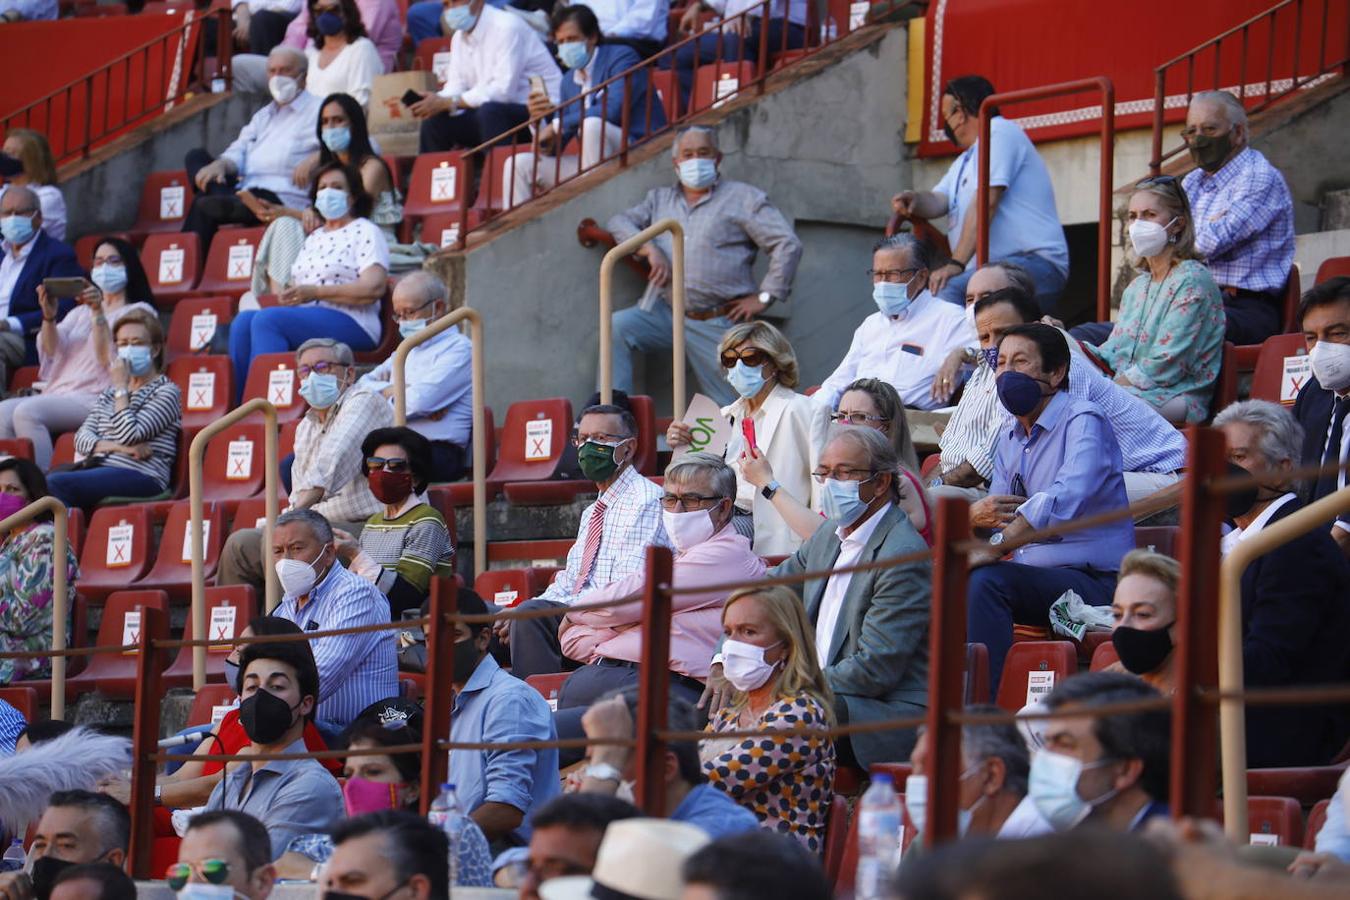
[167,860,231,891]
[830,412,889,426]
[93,255,124,266]
[720,348,769,369]
[297,360,346,377]
[866,267,920,283]
[811,467,877,485]
[659,493,725,511]
[392,297,439,322]
[571,432,630,448]
[365,456,411,473]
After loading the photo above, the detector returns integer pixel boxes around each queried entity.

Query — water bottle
[427,783,466,886]
[855,773,902,900]
[1,839,25,873]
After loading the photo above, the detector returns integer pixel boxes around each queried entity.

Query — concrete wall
[462,28,911,416]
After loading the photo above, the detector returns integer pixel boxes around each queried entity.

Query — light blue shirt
[274,562,398,731]
[934,115,1069,275]
[450,655,560,844]
[581,0,669,41]
[220,91,323,209]
[1070,352,1187,474]
[991,390,1134,570]
[357,328,472,446]
[1316,783,1350,862]
[673,784,760,838]
[0,699,24,756]
[0,0,56,19]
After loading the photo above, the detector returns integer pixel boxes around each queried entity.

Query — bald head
[266,46,307,82]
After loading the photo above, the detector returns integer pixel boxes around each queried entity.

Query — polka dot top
[700,692,836,854]
[289,217,390,343]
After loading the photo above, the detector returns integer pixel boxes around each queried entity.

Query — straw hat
[539,818,710,900]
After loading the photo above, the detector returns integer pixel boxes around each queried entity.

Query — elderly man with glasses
[218,336,392,593]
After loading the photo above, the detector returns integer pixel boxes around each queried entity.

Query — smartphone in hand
[402,89,424,107]
[741,418,758,454]
[42,277,89,299]
[528,75,546,98]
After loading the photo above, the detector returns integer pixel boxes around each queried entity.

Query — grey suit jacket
[769,503,931,767]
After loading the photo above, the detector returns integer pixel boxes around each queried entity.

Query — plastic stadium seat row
[996,640,1078,712]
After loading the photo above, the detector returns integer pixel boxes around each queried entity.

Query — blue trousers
[229,308,376,403]
[672,20,805,109]
[48,466,165,514]
[609,302,737,407]
[937,251,1068,318]
[967,561,1116,691]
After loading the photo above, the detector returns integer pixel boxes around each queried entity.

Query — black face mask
[32,856,76,900]
[1112,624,1175,675]
[1223,462,1259,521]
[942,122,959,145]
[238,689,300,745]
[452,636,481,684]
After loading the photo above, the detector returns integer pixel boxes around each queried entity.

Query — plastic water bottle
[427,783,466,886]
[855,773,902,900]
[1,839,24,873]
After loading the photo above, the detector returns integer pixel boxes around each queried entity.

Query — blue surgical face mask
[995,370,1051,417]
[1028,749,1120,831]
[557,40,592,70]
[873,270,920,318]
[0,213,35,246]
[820,477,872,527]
[398,318,428,340]
[299,372,341,409]
[442,3,477,31]
[980,347,1000,370]
[224,659,240,691]
[677,158,717,191]
[321,126,352,153]
[314,187,351,222]
[726,360,767,400]
[91,264,129,295]
[117,344,154,376]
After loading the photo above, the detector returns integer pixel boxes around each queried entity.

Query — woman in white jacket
[667,321,825,556]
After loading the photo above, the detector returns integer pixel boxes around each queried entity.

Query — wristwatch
[584,762,623,783]
[761,479,781,500]
[989,532,1005,546]
[113,388,130,399]
[757,291,776,309]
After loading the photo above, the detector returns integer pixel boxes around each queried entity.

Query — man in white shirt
[355,271,472,481]
[410,0,561,154]
[579,0,669,58]
[182,47,322,248]
[892,75,1069,314]
[817,233,974,412]
[231,0,304,55]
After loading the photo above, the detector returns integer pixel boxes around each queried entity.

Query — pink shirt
[284,0,403,73]
[560,526,766,679]
[39,301,158,396]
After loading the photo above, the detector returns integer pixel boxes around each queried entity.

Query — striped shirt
[293,387,393,524]
[1183,147,1294,294]
[274,562,399,731]
[356,498,455,598]
[73,374,181,489]
[537,463,670,606]
[0,698,25,756]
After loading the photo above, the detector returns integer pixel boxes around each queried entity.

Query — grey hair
[664,451,737,501]
[1192,90,1247,127]
[276,507,334,543]
[671,125,718,158]
[982,259,1037,300]
[871,232,935,272]
[396,269,449,307]
[0,184,38,211]
[961,704,1031,795]
[294,337,353,367]
[824,423,902,502]
[1212,399,1304,468]
[268,45,308,76]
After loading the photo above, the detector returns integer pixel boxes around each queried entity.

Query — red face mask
[368,469,413,505]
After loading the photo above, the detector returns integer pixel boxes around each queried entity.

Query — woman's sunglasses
[720,348,769,369]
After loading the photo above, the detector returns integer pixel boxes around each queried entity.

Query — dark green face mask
[1187,131,1233,173]
[577,440,628,483]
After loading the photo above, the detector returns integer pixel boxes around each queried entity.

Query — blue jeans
[967,561,1116,690]
[672,20,806,109]
[229,308,376,403]
[47,466,165,514]
[609,303,737,407]
[937,252,1068,318]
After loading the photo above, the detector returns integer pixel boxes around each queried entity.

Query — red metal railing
[1149,0,1350,174]
[977,78,1115,324]
[1,9,232,167]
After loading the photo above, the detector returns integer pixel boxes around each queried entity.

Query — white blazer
[722,383,828,556]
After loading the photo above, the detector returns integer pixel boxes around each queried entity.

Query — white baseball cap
[538,818,710,900]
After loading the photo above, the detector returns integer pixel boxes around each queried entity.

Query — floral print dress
[701,692,836,853]
[0,522,80,684]
[1088,259,1226,423]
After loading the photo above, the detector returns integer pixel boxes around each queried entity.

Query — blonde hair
[1128,177,1202,269]
[1117,549,1180,591]
[721,585,835,722]
[114,309,166,372]
[716,321,799,389]
[5,128,58,186]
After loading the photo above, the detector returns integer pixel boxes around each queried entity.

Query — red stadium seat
[351,294,399,365]
[133,501,226,602]
[67,506,86,559]
[1090,640,1120,671]
[166,296,234,363]
[965,641,991,705]
[192,227,266,299]
[412,36,452,81]
[1245,796,1304,847]
[526,673,569,710]
[129,170,191,241]
[628,394,659,475]
[8,366,39,395]
[438,406,497,507]
[141,233,202,307]
[487,398,574,500]
[200,424,268,506]
[401,675,425,700]
[168,355,234,430]
[1249,333,1310,406]
[1246,767,1346,807]
[870,763,913,792]
[1315,255,1350,285]
[184,683,239,728]
[50,431,76,470]
[423,485,459,547]
[648,68,679,122]
[77,505,156,603]
[241,353,306,424]
[163,585,258,688]
[404,153,472,222]
[0,686,36,722]
[1208,341,1238,420]
[66,590,171,699]
[230,497,276,532]
[821,794,850,885]
[474,569,535,608]
[1135,525,1179,556]
[468,146,532,216]
[996,641,1078,712]
[690,61,756,114]
[1305,799,1330,849]
[279,418,300,461]
[416,211,485,249]
[0,438,34,460]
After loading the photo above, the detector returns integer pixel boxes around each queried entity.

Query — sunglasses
[167,860,230,891]
[720,348,769,369]
[365,456,411,473]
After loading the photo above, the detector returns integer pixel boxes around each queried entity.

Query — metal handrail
[1216,484,1350,841]
[391,306,487,577]
[0,498,70,718]
[598,218,687,420]
[188,399,278,688]
[977,78,1115,323]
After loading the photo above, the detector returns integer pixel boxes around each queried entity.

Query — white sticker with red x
[160,185,184,220]
[227,243,255,281]
[208,604,237,648]
[121,610,142,647]
[187,371,216,410]
[181,518,212,563]
[1280,353,1310,404]
[269,368,295,406]
[525,418,552,461]
[189,313,218,350]
[159,247,185,284]
[226,439,254,480]
[431,164,458,202]
[106,522,134,567]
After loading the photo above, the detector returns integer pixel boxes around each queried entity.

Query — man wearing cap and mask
[1293,276,1350,559]
[202,639,343,860]
[0,791,128,900]
[1180,90,1295,345]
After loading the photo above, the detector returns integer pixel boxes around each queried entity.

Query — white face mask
[268,74,300,106]
[1127,216,1177,258]
[1309,340,1350,392]
[1027,749,1119,831]
[661,507,717,554]
[275,544,328,597]
[904,765,983,839]
[176,885,239,900]
[721,638,782,692]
